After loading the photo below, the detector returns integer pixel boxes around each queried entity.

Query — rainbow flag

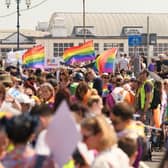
[22,45,45,68]
[63,40,95,64]
[95,48,117,73]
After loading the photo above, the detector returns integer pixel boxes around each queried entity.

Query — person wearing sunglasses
[80,115,129,168]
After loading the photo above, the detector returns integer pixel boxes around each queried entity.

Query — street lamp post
[146,16,150,67]
[82,0,86,43]
[5,0,31,51]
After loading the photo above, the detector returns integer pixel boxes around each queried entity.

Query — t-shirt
[119,57,129,71]
[91,146,130,168]
[35,130,50,156]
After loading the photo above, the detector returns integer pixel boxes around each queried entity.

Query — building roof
[48,12,168,37]
[0,29,50,40]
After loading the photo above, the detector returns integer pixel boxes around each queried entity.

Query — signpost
[128,35,142,77]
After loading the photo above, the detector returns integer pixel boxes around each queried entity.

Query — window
[53,43,74,57]
[94,43,99,55]
[0,48,12,58]
[153,43,168,56]
[128,46,147,57]
[74,26,95,36]
[103,43,124,52]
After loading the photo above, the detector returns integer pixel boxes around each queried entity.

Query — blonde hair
[81,115,117,151]
[87,95,101,107]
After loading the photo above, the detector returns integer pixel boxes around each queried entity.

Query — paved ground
[144,151,165,168]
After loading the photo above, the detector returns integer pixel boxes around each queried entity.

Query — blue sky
[0,0,168,29]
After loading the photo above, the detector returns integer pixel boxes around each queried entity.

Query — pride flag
[22,45,45,68]
[96,48,117,73]
[63,40,95,64]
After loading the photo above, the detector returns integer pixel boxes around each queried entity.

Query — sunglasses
[103,76,108,79]
[28,94,32,97]
[82,133,94,142]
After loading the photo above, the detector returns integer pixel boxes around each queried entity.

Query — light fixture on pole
[5,0,31,51]
[82,0,86,43]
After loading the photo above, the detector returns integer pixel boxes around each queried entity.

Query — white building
[1,12,168,60]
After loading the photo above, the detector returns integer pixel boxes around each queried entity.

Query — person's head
[24,87,35,98]
[110,102,134,132]
[0,74,13,88]
[38,82,54,102]
[59,69,69,82]
[124,53,127,58]
[73,72,84,82]
[75,81,89,101]
[87,95,103,115]
[30,104,54,129]
[115,75,124,87]
[101,73,109,83]
[81,115,117,152]
[86,69,96,81]
[118,136,138,166]
[53,88,71,111]
[129,79,140,91]
[17,93,34,113]
[3,114,38,145]
[70,103,89,124]
[47,78,58,93]
[120,69,126,76]
[138,69,149,81]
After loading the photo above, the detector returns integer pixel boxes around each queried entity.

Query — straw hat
[0,74,13,84]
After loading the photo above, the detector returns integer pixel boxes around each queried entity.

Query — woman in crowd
[59,69,71,89]
[74,81,90,105]
[87,95,103,117]
[80,115,130,168]
[37,83,55,107]
[53,88,71,111]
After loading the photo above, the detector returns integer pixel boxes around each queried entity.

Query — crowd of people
[0,53,167,168]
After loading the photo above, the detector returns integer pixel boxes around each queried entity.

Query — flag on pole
[63,40,95,64]
[22,45,45,68]
[95,48,118,73]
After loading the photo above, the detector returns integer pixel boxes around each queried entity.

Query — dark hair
[75,81,88,101]
[70,102,89,118]
[140,69,149,77]
[118,137,138,157]
[111,102,134,120]
[35,68,42,77]
[30,104,54,117]
[53,88,71,111]
[4,114,38,144]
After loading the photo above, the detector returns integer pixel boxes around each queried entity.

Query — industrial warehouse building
[1,12,168,61]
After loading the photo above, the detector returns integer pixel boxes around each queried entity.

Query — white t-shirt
[35,130,51,156]
[119,57,129,71]
[91,146,130,168]
[111,87,128,103]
